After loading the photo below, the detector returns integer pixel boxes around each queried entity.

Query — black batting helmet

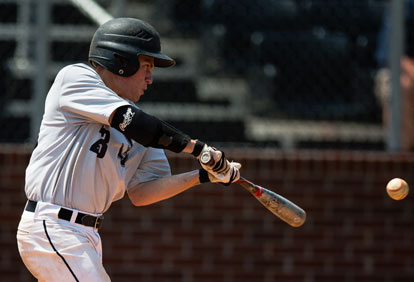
[89,18,175,77]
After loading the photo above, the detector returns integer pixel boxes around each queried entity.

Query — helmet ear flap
[113,54,139,76]
[111,53,140,77]
[114,54,128,67]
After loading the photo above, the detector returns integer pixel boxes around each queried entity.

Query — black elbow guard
[111,105,190,153]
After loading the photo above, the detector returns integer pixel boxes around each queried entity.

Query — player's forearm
[110,106,204,156]
[127,170,201,206]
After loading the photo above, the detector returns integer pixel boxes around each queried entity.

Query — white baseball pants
[16,202,111,282]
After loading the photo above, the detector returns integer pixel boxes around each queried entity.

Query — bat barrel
[261,188,306,227]
[237,177,306,227]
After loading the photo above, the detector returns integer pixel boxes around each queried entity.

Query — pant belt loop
[70,210,79,224]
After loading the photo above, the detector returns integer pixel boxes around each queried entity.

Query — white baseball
[386,178,409,200]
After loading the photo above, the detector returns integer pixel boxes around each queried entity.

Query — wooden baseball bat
[236,177,306,227]
[199,150,306,227]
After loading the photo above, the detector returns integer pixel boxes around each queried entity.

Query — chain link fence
[1,0,412,151]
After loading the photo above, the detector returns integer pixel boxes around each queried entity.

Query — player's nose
[145,71,153,85]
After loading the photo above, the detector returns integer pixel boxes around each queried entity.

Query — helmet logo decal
[119,107,135,131]
[135,30,153,40]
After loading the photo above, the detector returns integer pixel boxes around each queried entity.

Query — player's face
[116,55,154,102]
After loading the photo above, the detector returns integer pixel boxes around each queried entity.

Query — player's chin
[134,91,145,102]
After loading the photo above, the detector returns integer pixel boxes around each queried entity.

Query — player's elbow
[128,194,150,207]
[127,188,155,207]
[130,200,152,207]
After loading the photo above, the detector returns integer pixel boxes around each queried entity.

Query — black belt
[25,200,104,230]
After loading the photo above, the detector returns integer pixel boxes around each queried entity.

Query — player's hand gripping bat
[199,150,306,227]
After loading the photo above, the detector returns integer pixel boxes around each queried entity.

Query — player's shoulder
[56,63,99,84]
[62,63,94,72]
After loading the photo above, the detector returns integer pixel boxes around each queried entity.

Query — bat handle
[237,177,262,195]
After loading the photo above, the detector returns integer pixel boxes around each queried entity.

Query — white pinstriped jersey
[24,63,171,214]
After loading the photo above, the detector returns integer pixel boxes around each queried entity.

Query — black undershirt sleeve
[110,105,191,153]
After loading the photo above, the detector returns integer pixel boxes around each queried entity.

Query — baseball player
[16,18,241,281]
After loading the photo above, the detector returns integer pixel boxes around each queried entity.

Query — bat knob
[200,151,212,165]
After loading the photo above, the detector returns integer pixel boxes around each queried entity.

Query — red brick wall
[1,145,414,282]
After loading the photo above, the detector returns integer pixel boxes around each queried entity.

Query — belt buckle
[94,215,104,229]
